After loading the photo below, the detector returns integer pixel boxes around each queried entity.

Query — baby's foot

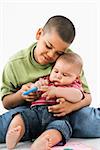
[6,126,22,149]
[30,135,52,150]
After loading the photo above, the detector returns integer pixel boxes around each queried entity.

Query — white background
[0,0,100,108]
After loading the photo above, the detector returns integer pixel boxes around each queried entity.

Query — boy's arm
[2,91,25,109]
[2,82,38,109]
[1,61,38,109]
[2,78,48,109]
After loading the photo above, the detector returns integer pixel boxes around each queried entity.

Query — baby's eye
[63,73,69,77]
[54,70,58,73]
[63,74,66,76]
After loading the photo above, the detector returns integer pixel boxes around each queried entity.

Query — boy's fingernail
[48,107,51,112]
[48,109,52,112]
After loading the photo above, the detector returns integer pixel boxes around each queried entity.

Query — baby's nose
[56,73,62,79]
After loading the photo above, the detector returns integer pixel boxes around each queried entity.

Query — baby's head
[50,52,83,86]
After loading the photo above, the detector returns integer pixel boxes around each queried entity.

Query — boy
[0,15,91,143]
[6,52,84,150]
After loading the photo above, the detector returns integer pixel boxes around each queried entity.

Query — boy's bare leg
[30,129,62,150]
[6,114,25,149]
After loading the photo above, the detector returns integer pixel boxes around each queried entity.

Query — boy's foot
[6,126,22,149]
[30,135,52,150]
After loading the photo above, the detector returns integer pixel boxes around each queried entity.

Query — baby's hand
[35,78,49,89]
[42,86,56,100]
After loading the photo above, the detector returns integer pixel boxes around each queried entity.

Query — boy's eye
[46,44,52,49]
[56,51,64,56]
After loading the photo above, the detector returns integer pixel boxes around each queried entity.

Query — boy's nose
[47,51,55,58]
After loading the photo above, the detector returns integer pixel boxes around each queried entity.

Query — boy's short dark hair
[43,15,75,44]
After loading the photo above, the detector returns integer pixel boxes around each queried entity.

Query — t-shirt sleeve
[0,62,18,100]
[69,79,83,91]
[80,70,90,93]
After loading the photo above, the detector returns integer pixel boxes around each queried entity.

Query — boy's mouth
[43,55,53,62]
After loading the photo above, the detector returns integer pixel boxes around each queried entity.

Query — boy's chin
[39,61,53,65]
[39,61,49,65]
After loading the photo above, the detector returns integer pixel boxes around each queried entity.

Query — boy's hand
[21,82,38,102]
[48,99,74,117]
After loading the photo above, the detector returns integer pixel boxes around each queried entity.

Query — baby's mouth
[53,81,60,85]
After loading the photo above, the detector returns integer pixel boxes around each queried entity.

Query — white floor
[0,138,100,150]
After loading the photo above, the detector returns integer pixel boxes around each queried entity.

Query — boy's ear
[36,28,43,40]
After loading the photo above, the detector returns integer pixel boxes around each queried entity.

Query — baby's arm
[54,87,83,102]
[42,86,83,103]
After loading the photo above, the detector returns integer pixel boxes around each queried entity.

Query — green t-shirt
[0,43,90,100]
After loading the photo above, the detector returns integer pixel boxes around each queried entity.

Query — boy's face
[50,58,78,86]
[34,28,70,65]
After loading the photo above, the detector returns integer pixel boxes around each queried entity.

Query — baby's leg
[6,114,25,149]
[30,129,62,150]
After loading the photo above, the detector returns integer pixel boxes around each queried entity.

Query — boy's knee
[9,113,25,129]
[72,107,92,119]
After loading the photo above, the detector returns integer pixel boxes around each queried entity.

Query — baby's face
[50,59,78,86]
[34,29,70,65]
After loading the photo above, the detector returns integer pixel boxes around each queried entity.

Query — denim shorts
[20,105,72,144]
[1,106,100,143]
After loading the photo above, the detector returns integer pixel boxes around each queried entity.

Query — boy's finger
[56,98,65,103]
[48,104,62,112]
[53,112,66,117]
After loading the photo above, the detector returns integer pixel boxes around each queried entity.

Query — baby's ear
[36,28,43,40]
